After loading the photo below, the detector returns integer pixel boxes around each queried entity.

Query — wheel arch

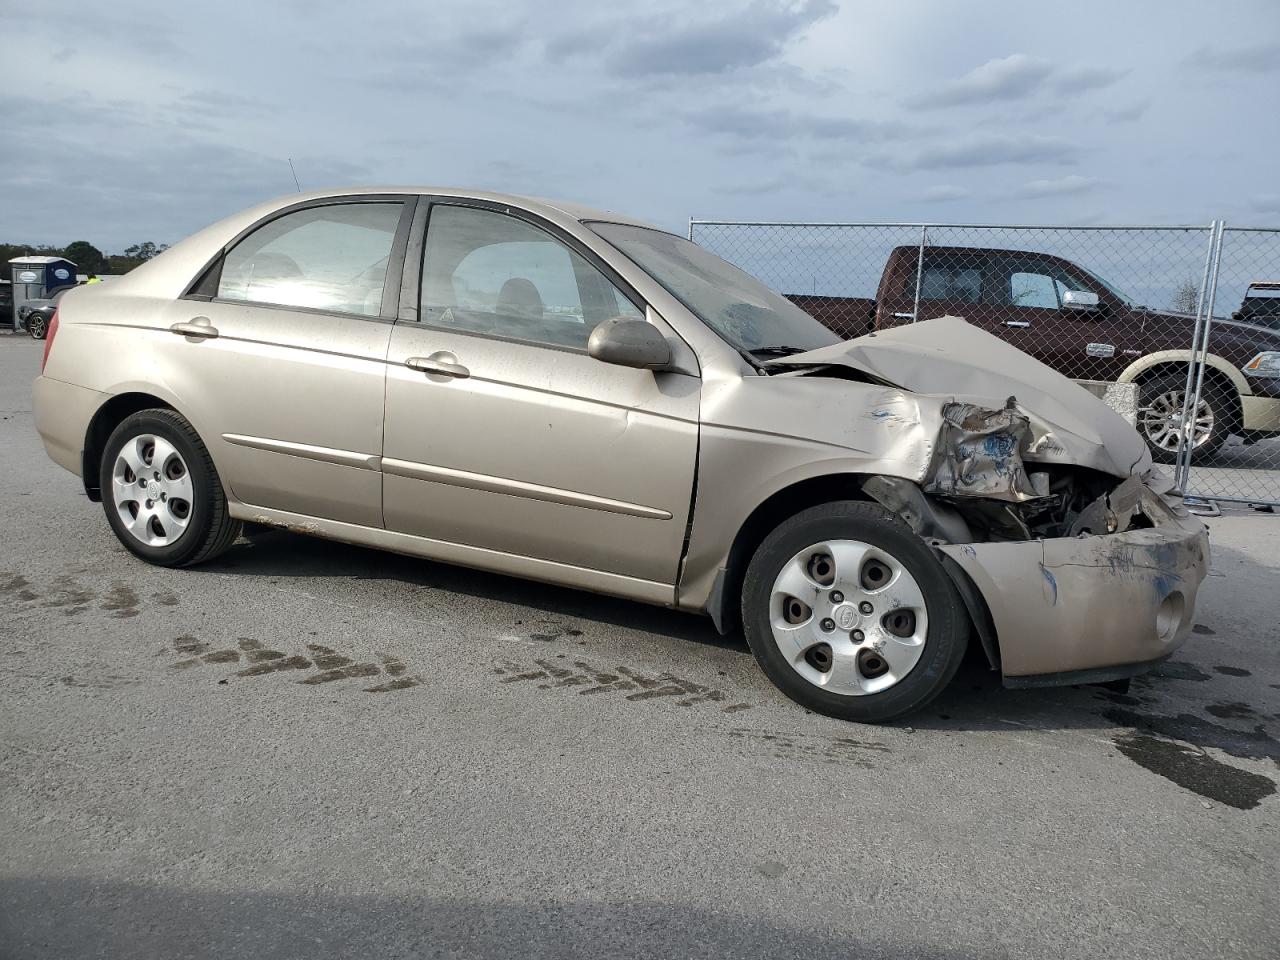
[1117,350,1250,397]
[82,392,181,501]
[704,473,874,635]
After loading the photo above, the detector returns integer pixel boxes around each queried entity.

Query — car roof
[890,244,1066,258]
[277,187,670,233]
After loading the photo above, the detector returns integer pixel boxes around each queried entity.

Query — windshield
[589,223,840,356]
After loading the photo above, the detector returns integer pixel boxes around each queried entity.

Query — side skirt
[227,502,677,608]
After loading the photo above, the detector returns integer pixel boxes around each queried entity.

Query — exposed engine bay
[862,395,1160,545]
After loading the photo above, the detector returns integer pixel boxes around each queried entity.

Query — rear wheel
[99,409,242,567]
[741,501,969,723]
[1138,373,1234,464]
[27,314,47,339]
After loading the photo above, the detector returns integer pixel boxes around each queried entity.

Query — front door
[382,202,699,590]
[981,253,1131,382]
[160,198,411,527]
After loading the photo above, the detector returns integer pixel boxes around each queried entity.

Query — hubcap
[769,540,929,696]
[112,434,194,547]
[1139,390,1213,452]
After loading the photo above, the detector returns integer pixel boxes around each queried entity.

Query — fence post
[687,219,694,242]
[1179,221,1226,492]
[911,225,929,322]
[1175,221,1221,492]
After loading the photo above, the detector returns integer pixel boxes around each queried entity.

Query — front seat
[495,277,544,321]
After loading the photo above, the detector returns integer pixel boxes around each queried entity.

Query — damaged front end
[767,317,1211,686]
[861,393,1209,686]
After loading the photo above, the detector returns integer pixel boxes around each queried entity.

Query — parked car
[1233,281,1280,329]
[31,189,1208,722]
[19,286,73,340]
[788,247,1280,463]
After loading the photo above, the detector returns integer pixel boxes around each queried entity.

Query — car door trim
[381,457,673,520]
[222,434,381,471]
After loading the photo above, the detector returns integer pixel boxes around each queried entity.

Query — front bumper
[1241,394,1280,434]
[939,491,1209,683]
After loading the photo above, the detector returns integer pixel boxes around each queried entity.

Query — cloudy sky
[3,0,1279,250]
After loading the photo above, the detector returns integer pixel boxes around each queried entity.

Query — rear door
[889,249,991,329]
[161,197,413,527]
[381,200,699,590]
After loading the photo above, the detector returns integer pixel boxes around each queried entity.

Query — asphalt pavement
[1,333,1277,959]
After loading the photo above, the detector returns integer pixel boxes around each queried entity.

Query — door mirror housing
[1062,289,1101,312]
[587,317,672,370]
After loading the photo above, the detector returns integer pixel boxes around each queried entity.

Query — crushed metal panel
[922,397,1044,502]
[765,316,1152,480]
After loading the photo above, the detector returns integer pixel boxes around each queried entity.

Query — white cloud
[1016,175,1100,198]
[922,185,971,202]
[904,54,1053,108]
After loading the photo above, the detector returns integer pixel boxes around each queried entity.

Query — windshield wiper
[747,345,809,358]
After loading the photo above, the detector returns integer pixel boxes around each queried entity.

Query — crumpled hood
[767,315,1152,480]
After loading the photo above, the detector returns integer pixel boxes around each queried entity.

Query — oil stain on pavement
[1105,706,1279,810]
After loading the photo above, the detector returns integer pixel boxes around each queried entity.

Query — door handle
[170,317,219,339]
[1003,320,1030,329]
[406,352,470,379]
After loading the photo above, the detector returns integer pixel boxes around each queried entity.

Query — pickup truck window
[1009,271,1060,309]
[592,222,839,354]
[918,265,983,303]
[988,257,1089,309]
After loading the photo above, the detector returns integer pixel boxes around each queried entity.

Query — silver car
[32,189,1209,721]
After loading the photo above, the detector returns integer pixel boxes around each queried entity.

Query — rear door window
[218,202,403,317]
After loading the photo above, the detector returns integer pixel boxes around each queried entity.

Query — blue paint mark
[983,433,1017,459]
[1153,572,1182,601]
[1040,564,1059,606]
[961,544,977,558]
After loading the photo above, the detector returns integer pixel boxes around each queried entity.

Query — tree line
[2,240,169,277]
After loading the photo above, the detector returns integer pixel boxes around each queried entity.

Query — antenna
[287,158,301,192]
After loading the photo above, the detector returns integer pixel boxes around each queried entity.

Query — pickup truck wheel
[99,409,242,567]
[741,501,968,723]
[1138,374,1231,464]
[26,315,47,340]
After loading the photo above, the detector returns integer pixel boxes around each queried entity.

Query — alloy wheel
[1138,389,1213,453]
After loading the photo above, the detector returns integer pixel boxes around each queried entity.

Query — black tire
[741,500,969,723]
[27,314,47,340]
[1138,373,1234,464]
[99,409,242,567]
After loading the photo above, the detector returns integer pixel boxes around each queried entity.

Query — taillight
[41,311,59,372]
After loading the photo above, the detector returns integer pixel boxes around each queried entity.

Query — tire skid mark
[493,655,751,714]
[164,637,421,692]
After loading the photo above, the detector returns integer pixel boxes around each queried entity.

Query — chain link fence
[690,219,1280,507]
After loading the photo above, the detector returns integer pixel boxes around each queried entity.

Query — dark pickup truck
[788,245,1280,463]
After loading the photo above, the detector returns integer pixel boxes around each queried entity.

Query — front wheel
[1138,374,1234,464]
[99,409,242,567]
[741,501,969,723]
[26,314,47,339]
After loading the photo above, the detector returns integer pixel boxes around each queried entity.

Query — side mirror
[588,317,672,370]
[1062,290,1100,312]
